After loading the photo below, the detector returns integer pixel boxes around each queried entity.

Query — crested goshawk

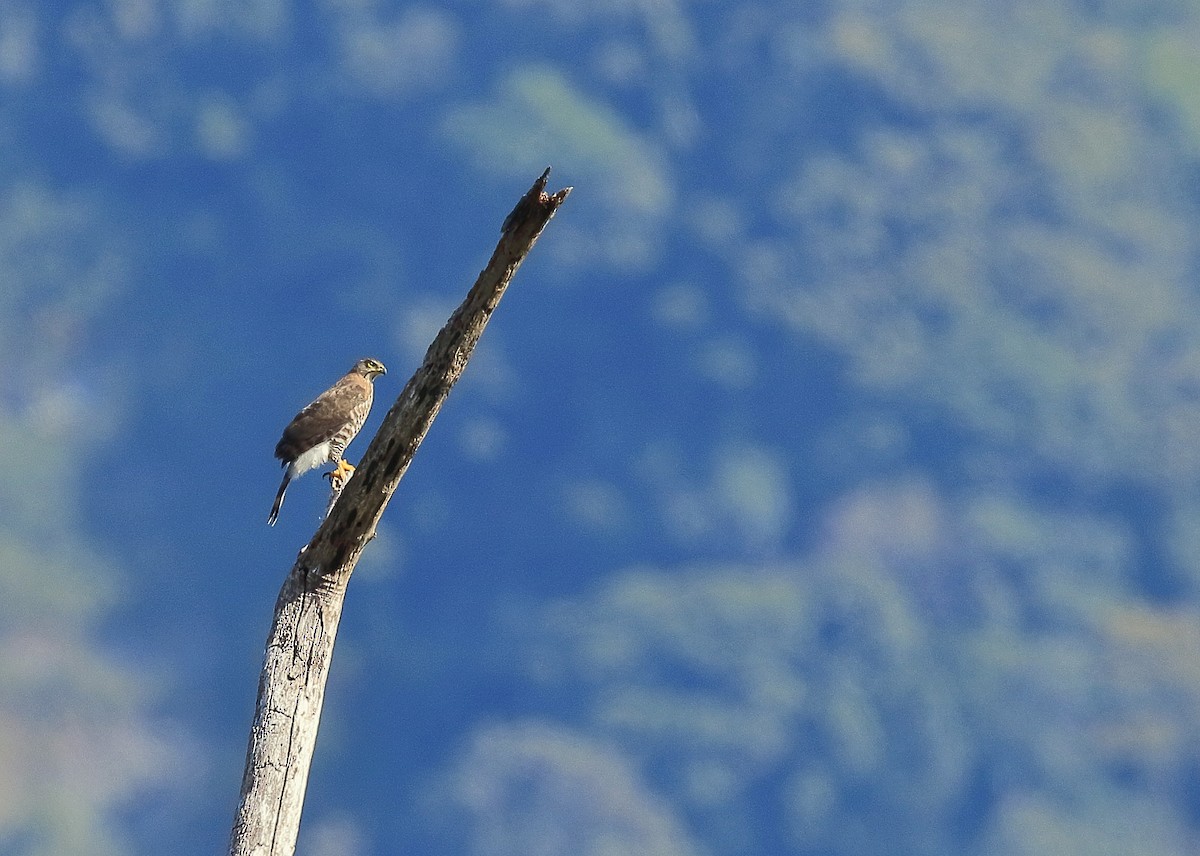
[268,357,387,526]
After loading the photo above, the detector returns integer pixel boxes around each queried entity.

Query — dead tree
[229,170,571,856]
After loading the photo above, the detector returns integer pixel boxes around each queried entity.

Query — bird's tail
[268,472,291,526]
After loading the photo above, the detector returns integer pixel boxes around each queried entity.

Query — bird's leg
[322,458,356,520]
[324,458,356,491]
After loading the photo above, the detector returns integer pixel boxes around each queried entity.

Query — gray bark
[229,169,571,856]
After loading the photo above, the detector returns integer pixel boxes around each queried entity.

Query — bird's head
[353,357,387,380]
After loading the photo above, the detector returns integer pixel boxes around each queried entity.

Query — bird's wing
[274,374,369,462]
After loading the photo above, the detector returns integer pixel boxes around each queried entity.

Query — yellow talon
[324,458,356,489]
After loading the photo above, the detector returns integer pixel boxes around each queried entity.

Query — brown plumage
[268,357,387,526]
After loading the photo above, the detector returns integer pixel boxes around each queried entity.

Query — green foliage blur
[4,0,1200,853]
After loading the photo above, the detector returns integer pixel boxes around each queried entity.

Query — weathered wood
[229,169,571,856]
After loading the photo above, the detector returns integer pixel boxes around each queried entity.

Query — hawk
[268,357,387,526]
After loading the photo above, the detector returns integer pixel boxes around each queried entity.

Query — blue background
[3,1,1200,854]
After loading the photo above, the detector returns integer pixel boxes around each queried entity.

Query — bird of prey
[268,357,387,526]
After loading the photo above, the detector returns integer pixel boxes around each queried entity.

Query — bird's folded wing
[274,375,368,461]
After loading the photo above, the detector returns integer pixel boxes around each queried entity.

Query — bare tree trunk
[229,170,571,856]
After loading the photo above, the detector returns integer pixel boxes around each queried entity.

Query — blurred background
[3,0,1200,853]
